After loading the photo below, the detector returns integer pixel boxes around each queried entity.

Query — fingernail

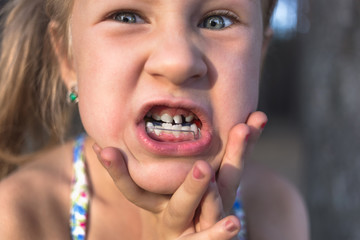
[261,121,267,130]
[245,133,251,142]
[92,144,112,168]
[225,220,239,232]
[193,165,205,180]
[101,158,112,168]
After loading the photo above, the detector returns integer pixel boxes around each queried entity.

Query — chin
[127,158,196,195]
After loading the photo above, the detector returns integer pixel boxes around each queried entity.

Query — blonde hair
[0,0,73,178]
[0,0,276,179]
[264,0,277,26]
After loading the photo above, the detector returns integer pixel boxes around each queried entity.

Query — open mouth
[144,106,202,142]
[136,102,212,156]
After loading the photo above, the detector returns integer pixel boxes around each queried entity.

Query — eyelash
[200,10,241,29]
[107,10,147,23]
[107,9,241,29]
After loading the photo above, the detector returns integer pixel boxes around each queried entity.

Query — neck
[82,136,165,239]
[83,137,127,204]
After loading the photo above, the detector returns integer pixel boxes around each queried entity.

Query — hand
[193,111,267,236]
[217,111,268,214]
[92,145,240,239]
[92,111,267,239]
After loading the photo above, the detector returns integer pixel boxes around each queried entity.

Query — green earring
[67,85,79,103]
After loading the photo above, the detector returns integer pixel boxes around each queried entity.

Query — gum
[147,131,197,142]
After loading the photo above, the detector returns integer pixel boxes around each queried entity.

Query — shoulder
[241,162,309,240]
[0,142,74,239]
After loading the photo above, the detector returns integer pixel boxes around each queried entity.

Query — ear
[48,21,77,89]
[261,26,273,65]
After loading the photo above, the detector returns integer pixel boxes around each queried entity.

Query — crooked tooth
[153,114,161,121]
[161,113,173,123]
[185,115,194,123]
[173,115,182,124]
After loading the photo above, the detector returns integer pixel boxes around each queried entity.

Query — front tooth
[185,115,194,123]
[173,124,182,130]
[153,114,161,121]
[162,123,173,129]
[172,125,182,137]
[161,113,173,123]
[173,115,182,124]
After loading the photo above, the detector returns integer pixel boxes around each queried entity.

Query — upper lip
[136,98,211,130]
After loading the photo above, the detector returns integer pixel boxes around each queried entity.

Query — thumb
[92,144,166,211]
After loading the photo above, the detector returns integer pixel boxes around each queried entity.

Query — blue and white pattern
[70,134,90,240]
[233,193,247,240]
[232,187,246,240]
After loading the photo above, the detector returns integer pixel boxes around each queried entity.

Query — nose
[144,29,207,86]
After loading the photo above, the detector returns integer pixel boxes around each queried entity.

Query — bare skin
[0,112,309,239]
[0,0,309,239]
[0,146,308,240]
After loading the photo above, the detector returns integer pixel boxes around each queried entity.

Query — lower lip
[136,122,212,156]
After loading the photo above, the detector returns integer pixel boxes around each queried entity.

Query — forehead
[73,0,262,8]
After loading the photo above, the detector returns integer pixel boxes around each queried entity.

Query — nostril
[143,38,207,85]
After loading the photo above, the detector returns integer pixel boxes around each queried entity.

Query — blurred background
[1,0,359,239]
[255,0,360,239]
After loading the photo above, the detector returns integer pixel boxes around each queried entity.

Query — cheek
[212,76,259,137]
[75,58,134,145]
[211,39,262,135]
[215,64,260,109]
[78,88,129,145]
[72,35,139,144]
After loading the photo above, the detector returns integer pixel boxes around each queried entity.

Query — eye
[199,11,239,30]
[111,11,145,24]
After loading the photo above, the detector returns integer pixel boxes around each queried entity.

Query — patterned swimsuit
[69,135,247,240]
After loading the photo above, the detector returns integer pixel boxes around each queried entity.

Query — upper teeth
[161,113,173,123]
[145,112,200,139]
[185,115,194,122]
[173,115,182,124]
[153,114,161,121]
[148,112,196,124]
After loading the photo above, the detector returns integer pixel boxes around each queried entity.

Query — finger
[245,111,268,156]
[196,178,223,231]
[164,161,213,232]
[93,145,167,211]
[181,216,241,240]
[246,111,268,141]
[217,123,250,213]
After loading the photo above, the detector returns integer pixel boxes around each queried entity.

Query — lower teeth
[146,122,201,140]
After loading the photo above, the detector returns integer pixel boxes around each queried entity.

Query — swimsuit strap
[233,188,247,240]
[67,134,246,239]
[70,134,90,240]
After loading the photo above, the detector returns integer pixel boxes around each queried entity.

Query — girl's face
[68,0,266,194]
